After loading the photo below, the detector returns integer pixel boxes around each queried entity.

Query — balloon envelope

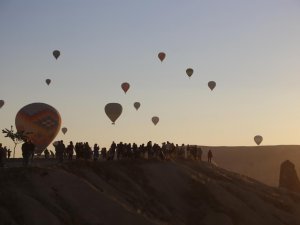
[186,68,193,77]
[53,50,60,60]
[158,52,166,62]
[254,135,263,145]
[105,103,123,124]
[15,103,61,154]
[46,79,51,86]
[134,102,141,110]
[152,116,159,125]
[208,81,216,91]
[0,100,4,108]
[62,127,67,135]
[121,82,130,94]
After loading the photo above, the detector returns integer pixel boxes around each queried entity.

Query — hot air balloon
[121,82,130,94]
[46,79,51,86]
[186,68,193,78]
[134,102,141,110]
[53,50,60,60]
[105,103,123,124]
[208,81,216,91]
[254,135,263,146]
[0,100,4,109]
[15,103,61,154]
[152,116,159,125]
[158,52,166,62]
[62,127,68,135]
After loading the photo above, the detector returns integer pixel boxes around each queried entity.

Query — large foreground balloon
[158,52,166,62]
[152,116,159,125]
[134,102,141,110]
[254,135,263,145]
[15,103,61,154]
[105,103,123,124]
[121,82,130,94]
[62,127,68,135]
[0,100,4,109]
[46,79,51,86]
[208,81,216,91]
[53,50,60,60]
[186,68,193,78]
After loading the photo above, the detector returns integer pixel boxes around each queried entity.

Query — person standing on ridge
[208,149,213,163]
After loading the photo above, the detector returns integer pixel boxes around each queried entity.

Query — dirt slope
[0,160,300,225]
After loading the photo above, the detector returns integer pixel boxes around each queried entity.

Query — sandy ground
[0,160,300,225]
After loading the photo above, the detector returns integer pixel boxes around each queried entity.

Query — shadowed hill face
[198,145,300,186]
[0,161,300,225]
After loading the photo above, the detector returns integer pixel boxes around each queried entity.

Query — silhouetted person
[108,142,116,160]
[101,147,107,159]
[93,144,100,161]
[22,140,31,166]
[7,148,11,159]
[208,149,213,163]
[44,149,50,159]
[67,141,74,160]
[56,140,65,163]
[0,144,4,167]
[28,140,36,162]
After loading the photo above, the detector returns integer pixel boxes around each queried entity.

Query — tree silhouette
[2,126,32,158]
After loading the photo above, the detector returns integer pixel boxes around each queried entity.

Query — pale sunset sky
[1,0,300,156]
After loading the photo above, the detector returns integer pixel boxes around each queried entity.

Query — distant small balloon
[158,52,166,62]
[134,102,141,110]
[254,135,263,145]
[62,127,67,135]
[0,100,4,108]
[208,81,216,91]
[53,50,60,60]
[46,79,51,86]
[152,116,159,125]
[186,68,193,78]
[121,82,130,94]
[105,103,123,125]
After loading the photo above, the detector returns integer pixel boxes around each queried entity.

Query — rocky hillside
[0,160,300,225]
[198,145,300,186]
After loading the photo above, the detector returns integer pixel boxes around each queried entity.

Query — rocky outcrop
[279,160,300,193]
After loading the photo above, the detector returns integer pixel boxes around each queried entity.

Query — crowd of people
[47,140,213,163]
[0,140,214,167]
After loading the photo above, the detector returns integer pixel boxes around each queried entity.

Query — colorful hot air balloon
[0,100,4,109]
[62,127,68,135]
[134,102,141,110]
[158,52,166,62]
[152,116,159,125]
[46,79,51,86]
[186,68,193,78]
[105,103,123,125]
[254,135,263,145]
[53,50,60,60]
[121,82,130,94]
[15,103,61,154]
[208,81,216,91]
